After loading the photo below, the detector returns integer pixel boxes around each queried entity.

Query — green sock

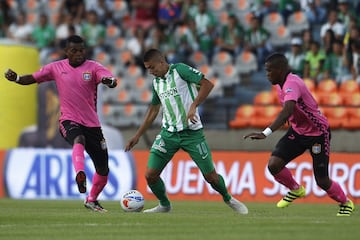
[210,174,231,202]
[148,178,171,207]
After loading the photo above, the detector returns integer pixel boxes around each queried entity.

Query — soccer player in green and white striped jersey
[125,49,248,214]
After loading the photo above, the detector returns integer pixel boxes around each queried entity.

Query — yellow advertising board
[0,42,40,149]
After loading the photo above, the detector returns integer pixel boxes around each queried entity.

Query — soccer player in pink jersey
[244,53,354,216]
[4,35,117,212]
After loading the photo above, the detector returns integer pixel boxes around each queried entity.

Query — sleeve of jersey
[176,63,204,84]
[32,64,54,83]
[151,84,161,105]
[94,62,113,84]
[283,80,301,102]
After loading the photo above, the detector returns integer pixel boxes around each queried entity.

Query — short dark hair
[143,48,164,62]
[265,52,288,67]
[65,35,84,47]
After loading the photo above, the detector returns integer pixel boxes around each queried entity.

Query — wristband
[15,75,20,82]
[262,127,272,137]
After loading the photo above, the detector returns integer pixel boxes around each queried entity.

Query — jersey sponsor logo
[82,72,91,81]
[158,87,179,100]
[312,143,321,154]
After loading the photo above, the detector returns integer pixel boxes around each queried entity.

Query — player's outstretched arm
[4,69,36,85]
[124,104,160,152]
[244,100,295,140]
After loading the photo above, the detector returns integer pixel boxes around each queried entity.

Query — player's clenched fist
[4,69,19,82]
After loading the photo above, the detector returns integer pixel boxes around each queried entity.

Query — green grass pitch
[0,199,358,240]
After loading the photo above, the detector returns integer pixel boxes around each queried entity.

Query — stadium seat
[319,92,343,106]
[269,25,291,50]
[322,106,348,129]
[124,64,143,79]
[208,0,226,12]
[236,0,251,11]
[253,91,276,105]
[190,51,208,66]
[304,78,316,92]
[106,25,121,40]
[339,80,359,98]
[112,0,130,21]
[250,105,282,128]
[342,107,360,129]
[198,64,215,79]
[263,12,284,32]
[216,63,239,87]
[95,51,111,66]
[208,76,224,98]
[287,11,310,35]
[46,0,61,12]
[343,92,360,107]
[316,79,338,102]
[229,104,256,128]
[235,51,258,75]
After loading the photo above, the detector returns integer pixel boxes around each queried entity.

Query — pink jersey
[276,73,329,136]
[33,59,113,127]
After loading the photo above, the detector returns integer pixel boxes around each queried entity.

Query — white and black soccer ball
[120,190,145,212]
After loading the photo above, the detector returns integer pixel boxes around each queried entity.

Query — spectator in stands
[244,15,272,68]
[158,0,182,32]
[285,37,305,77]
[193,0,217,63]
[215,13,244,62]
[55,13,81,48]
[349,39,360,83]
[301,28,313,51]
[179,0,198,21]
[0,0,11,37]
[85,0,114,26]
[31,13,56,65]
[303,0,327,26]
[337,0,360,31]
[6,11,33,43]
[81,10,107,58]
[322,28,335,55]
[145,24,177,63]
[128,0,159,34]
[278,0,299,25]
[303,40,326,82]
[59,0,85,24]
[323,39,352,83]
[174,18,199,65]
[320,9,345,42]
[126,27,147,69]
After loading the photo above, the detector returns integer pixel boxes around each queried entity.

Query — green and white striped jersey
[151,63,204,132]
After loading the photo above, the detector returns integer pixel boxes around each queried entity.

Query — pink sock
[274,167,300,190]
[87,173,108,202]
[72,143,85,173]
[326,181,347,204]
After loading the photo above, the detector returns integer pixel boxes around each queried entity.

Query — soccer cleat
[143,204,171,213]
[277,185,306,208]
[226,197,249,214]
[337,199,355,216]
[75,171,87,193]
[84,200,108,213]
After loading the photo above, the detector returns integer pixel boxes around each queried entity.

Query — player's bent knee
[96,167,109,176]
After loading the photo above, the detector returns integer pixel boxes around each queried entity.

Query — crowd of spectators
[1,0,360,127]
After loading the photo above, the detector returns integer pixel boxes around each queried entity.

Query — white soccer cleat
[143,204,171,213]
[226,197,249,214]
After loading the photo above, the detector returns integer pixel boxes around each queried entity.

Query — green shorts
[148,128,215,175]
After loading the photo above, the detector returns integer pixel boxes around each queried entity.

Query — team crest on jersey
[312,143,321,154]
[82,72,91,81]
[285,88,293,93]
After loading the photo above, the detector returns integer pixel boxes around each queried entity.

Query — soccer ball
[120,190,145,212]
